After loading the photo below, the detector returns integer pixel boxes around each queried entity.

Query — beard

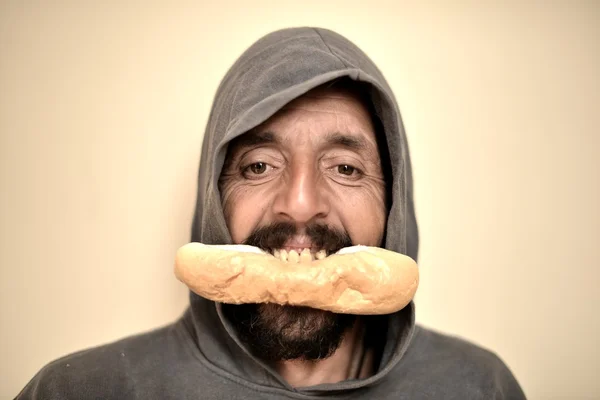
[222,222,356,362]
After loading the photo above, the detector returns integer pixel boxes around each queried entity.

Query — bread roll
[174,243,419,315]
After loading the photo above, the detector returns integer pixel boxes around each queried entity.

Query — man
[16,27,526,399]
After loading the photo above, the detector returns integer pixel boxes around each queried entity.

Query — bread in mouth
[174,243,419,315]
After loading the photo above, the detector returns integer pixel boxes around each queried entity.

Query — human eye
[242,161,274,179]
[336,164,362,177]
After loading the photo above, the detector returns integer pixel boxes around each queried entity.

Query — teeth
[288,250,299,263]
[271,248,327,263]
[300,248,312,263]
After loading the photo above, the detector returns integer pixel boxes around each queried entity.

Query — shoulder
[14,322,187,400]
[404,325,527,399]
[411,324,504,365]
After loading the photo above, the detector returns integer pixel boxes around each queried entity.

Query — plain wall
[1,2,598,399]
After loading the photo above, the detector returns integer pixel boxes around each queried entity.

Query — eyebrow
[324,132,370,152]
[229,130,280,150]
[228,130,374,156]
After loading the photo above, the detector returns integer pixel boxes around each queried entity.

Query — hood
[186,27,419,395]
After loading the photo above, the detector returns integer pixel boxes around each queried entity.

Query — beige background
[1,1,598,399]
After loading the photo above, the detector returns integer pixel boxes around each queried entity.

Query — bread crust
[174,243,419,315]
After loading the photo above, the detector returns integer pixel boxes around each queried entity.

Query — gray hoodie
[16,27,526,399]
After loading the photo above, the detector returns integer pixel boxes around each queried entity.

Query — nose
[272,161,330,224]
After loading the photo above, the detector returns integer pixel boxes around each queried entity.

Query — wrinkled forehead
[280,83,373,115]
[247,82,377,140]
[226,85,380,158]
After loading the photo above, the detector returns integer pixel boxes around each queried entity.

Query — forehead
[271,85,374,129]
[225,84,383,162]
[247,85,378,144]
[280,85,372,115]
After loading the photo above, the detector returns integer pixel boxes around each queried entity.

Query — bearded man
[17,27,526,399]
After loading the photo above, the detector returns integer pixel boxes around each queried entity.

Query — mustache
[242,222,352,254]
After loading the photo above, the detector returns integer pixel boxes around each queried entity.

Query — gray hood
[186,27,419,395]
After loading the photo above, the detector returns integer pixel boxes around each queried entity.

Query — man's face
[219,85,387,361]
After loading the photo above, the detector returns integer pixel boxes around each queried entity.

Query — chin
[223,302,356,362]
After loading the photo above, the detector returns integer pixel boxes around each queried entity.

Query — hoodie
[16,27,526,399]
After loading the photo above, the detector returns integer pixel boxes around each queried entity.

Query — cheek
[221,183,269,243]
[338,184,387,247]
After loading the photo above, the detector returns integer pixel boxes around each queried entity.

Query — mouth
[249,229,352,263]
[270,248,328,263]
